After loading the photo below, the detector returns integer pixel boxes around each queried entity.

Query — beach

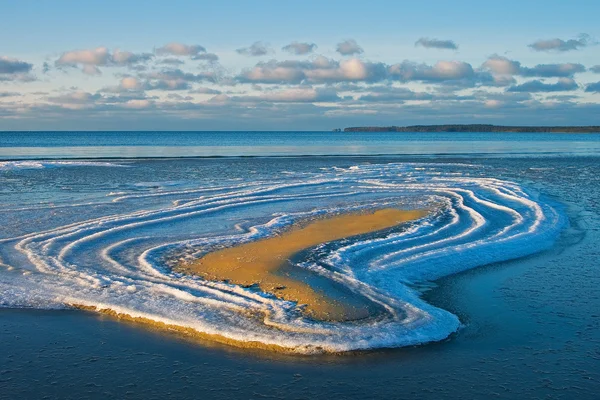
[180,208,427,321]
[1,133,599,397]
[1,154,598,399]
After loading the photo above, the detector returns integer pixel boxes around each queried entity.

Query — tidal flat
[1,145,599,398]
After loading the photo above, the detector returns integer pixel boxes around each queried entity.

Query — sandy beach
[179,208,427,321]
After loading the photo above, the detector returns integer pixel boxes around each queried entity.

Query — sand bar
[179,208,427,321]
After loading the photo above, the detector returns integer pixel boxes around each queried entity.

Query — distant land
[342,124,600,133]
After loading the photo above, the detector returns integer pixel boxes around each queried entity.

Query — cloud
[194,53,219,61]
[356,87,435,103]
[240,58,481,85]
[7,87,600,131]
[0,56,34,74]
[56,47,110,68]
[158,58,185,66]
[0,92,20,98]
[238,61,306,83]
[305,58,386,82]
[112,49,153,65]
[207,94,231,103]
[481,56,585,83]
[585,82,600,93]
[471,90,532,103]
[145,80,191,91]
[99,76,144,93]
[189,87,222,95]
[282,42,317,55]
[82,65,102,75]
[482,55,521,75]
[140,68,216,91]
[47,90,102,109]
[228,87,339,103]
[238,57,386,84]
[167,93,193,101]
[0,56,35,82]
[55,47,154,74]
[521,63,585,77]
[156,43,206,57]
[484,74,517,87]
[528,34,594,52]
[415,38,458,50]
[591,65,600,73]
[508,78,578,92]
[145,68,216,83]
[336,39,363,56]
[123,99,153,109]
[102,67,218,94]
[120,76,142,90]
[236,42,272,57]
[389,60,474,82]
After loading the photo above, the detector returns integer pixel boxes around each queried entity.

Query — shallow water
[1,133,600,397]
[0,157,566,353]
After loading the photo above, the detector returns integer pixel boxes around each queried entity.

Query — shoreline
[343,124,600,133]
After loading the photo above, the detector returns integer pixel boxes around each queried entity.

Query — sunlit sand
[179,208,427,321]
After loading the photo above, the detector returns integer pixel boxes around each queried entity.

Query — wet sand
[178,208,427,321]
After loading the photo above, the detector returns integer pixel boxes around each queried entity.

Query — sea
[0,131,599,399]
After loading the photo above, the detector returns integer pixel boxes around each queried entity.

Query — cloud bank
[2,35,600,130]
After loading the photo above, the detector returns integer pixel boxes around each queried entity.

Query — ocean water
[1,132,599,398]
[2,131,600,158]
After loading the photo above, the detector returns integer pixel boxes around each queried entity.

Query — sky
[1,0,600,130]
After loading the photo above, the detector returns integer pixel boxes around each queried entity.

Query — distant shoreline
[342,124,600,133]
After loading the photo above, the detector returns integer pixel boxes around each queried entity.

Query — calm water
[0,132,599,399]
[1,131,600,158]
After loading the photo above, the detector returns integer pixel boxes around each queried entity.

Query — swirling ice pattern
[0,163,564,353]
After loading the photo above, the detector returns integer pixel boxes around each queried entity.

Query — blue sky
[1,0,600,130]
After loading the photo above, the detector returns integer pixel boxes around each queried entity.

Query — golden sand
[178,208,427,321]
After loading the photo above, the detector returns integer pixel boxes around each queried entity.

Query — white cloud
[56,47,110,67]
[238,57,386,84]
[82,65,101,76]
[305,58,382,82]
[156,43,206,57]
[120,77,142,90]
[240,62,306,83]
[482,55,521,75]
[55,47,154,74]
[389,60,474,82]
[124,99,152,109]
[336,39,364,56]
